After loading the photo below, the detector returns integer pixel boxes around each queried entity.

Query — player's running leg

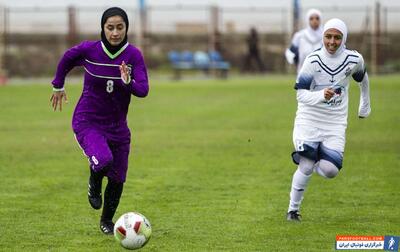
[287,156,315,221]
[289,125,320,221]
[75,129,113,210]
[315,138,344,178]
[99,142,130,235]
[88,166,109,209]
[100,178,124,235]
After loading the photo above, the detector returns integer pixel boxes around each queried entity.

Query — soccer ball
[114,212,152,250]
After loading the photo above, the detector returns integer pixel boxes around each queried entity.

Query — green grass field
[0,75,399,251]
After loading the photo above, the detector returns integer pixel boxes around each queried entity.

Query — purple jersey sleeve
[129,49,149,98]
[51,41,87,89]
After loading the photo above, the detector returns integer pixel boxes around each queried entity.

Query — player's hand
[50,90,68,111]
[120,61,130,84]
[324,88,335,100]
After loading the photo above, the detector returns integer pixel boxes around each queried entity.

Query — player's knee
[319,160,339,179]
[105,165,127,184]
[107,175,125,185]
[323,168,339,178]
[100,154,113,168]
[298,156,315,176]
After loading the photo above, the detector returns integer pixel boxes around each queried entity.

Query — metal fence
[0,3,400,77]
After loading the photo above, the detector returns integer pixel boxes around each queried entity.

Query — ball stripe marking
[117,226,126,236]
[134,221,141,233]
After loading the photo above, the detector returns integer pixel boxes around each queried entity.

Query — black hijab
[101,7,129,55]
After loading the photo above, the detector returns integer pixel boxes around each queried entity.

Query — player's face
[309,14,320,30]
[104,15,126,46]
[323,28,343,54]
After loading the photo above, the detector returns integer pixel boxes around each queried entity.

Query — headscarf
[101,7,129,55]
[322,18,348,56]
[304,9,323,44]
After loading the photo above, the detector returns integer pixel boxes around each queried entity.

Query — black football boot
[286,210,302,222]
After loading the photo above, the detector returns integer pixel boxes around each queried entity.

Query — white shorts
[292,124,346,168]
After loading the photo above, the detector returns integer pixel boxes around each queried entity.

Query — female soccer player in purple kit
[50,7,149,235]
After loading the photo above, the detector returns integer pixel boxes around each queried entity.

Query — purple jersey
[52,41,149,141]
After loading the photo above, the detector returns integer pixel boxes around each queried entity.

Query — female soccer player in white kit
[286,18,371,221]
[285,9,323,73]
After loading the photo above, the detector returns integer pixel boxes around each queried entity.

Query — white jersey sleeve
[351,52,371,118]
[295,55,325,105]
[291,32,301,48]
[296,89,325,106]
[285,32,301,65]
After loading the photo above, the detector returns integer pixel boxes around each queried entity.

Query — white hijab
[304,9,323,44]
[322,18,348,57]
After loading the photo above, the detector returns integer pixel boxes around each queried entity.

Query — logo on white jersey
[325,85,345,106]
[345,67,352,77]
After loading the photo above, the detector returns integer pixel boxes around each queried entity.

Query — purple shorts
[74,128,130,183]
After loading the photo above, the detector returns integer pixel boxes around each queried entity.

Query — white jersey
[286,29,323,73]
[294,48,367,130]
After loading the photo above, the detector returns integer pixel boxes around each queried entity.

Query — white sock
[288,168,312,212]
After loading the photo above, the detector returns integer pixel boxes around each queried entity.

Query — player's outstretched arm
[358,72,371,118]
[285,48,296,65]
[50,42,86,109]
[119,60,148,98]
[296,88,333,105]
[294,55,329,105]
[127,50,149,98]
[351,53,371,118]
[52,42,86,89]
[285,32,300,65]
[50,89,68,112]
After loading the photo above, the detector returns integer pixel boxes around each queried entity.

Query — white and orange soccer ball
[114,212,152,250]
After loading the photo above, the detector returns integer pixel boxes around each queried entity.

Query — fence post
[67,6,78,47]
[137,0,148,54]
[371,1,381,74]
[209,5,220,52]
[292,0,300,34]
[0,6,8,85]
[283,7,291,74]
